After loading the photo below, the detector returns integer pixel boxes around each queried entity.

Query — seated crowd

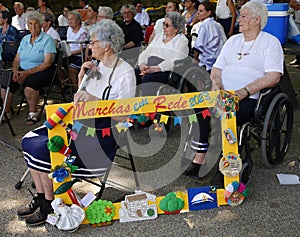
[0,0,286,229]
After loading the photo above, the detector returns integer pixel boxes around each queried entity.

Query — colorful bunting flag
[86,127,96,137]
[72,121,83,133]
[201,109,211,119]
[159,114,169,124]
[102,128,111,138]
[173,116,182,126]
[189,114,197,124]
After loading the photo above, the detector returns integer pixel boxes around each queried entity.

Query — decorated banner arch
[45,90,248,227]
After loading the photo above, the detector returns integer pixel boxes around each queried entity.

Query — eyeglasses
[122,11,132,15]
[163,22,172,28]
[89,40,100,46]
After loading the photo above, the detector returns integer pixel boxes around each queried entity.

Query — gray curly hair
[120,4,136,16]
[25,11,43,26]
[67,10,82,22]
[89,19,125,53]
[241,1,268,29]
[98,6,114,19]
[165,12,186,34]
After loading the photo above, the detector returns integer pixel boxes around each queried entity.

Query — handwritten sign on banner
[67,91,220,120]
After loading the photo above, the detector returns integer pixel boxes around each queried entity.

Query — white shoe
[289,59,299,65]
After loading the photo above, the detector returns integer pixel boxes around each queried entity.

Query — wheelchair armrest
[253,85,280,123]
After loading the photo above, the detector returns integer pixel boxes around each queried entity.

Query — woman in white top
[148,1,180,44]
[185,2,283,181]
[19,19,136,227]
[42,12,60,46]
[136,12,188,96]
[66,11,88,88]
[193,2,226,72]
[216,0,237,37]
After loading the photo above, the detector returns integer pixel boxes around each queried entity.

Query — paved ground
[0,55,299,236]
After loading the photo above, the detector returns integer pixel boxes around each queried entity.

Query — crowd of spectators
[0,0,292,230]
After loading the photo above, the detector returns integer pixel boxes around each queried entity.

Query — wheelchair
[157,58,294,185]
[238,85,293,184]
[156,57,212,131]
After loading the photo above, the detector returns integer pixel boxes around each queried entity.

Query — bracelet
[243,86,250,97]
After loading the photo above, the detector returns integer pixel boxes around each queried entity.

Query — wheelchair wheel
[178,66,211,93]
[261,93,293,167]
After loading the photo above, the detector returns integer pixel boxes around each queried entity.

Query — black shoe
[210,170,224,188]
[25,199,53,227]
[17,192,44,218]
[184,162,202,180]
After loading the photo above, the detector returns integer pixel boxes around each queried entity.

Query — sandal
[26,112,39,126]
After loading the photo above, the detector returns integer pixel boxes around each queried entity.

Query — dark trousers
[135,68,170,96]
[195,98,257,153]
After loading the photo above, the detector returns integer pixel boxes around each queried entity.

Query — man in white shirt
[79,0,89,9]
[12,2,26,30]
[133,0,150,30]
[58,6,72,26]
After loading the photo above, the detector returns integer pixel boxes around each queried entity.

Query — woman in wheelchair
[185,1,284,181]
[18,20,136,227]
[135,12,188,96]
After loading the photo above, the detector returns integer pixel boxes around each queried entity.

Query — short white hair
[14,2,24,9]
[89,19,125,53]
[98,6,114,19]
[26,11,43,26]
[241,1,268,29]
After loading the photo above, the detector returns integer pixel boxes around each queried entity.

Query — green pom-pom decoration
[242,188,250,197]
[138,114,149,123]
[47,135,65,152]
[159,192,184,212]
[168,199,179,212]
[165,192,176,200]
[86,200,115,224]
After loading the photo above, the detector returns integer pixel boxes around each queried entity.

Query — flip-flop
[26,113,38,126]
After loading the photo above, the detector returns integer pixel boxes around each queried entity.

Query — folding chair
[59,40,87,96]
[1,41,20,69]
[19,30,30,39]
[57,26,68,41]
[79,130,141,200]
[16,48,66,121]
[0,68,15,136]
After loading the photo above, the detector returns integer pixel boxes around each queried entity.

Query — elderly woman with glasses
[184,1,284,183]
[119,4,143,66]
[97,6,114,21]
[17,19,136,227]
[136,12,188,96]
[1,11,56,125]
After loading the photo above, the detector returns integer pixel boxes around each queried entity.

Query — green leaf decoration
[53,178,81,195]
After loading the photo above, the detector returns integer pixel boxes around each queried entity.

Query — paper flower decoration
[48,164,71,183]
[224,181,249,206]
[52,167,70,183]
